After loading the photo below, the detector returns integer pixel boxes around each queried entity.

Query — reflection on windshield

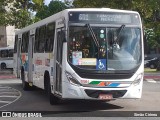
[68,26,141,71]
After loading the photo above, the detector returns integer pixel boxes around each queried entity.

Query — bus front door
[17,37,21,78]
[55,28,65,94]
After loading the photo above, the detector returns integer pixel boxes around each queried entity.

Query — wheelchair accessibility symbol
[96,59,106,70]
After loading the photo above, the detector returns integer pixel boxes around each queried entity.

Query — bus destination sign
[69,12,140,24]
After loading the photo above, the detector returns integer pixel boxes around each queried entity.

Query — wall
[6,26,15,47]
[0,26,7,47]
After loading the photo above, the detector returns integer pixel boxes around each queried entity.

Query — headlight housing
[65,71,82,86]
[132,73,143,86]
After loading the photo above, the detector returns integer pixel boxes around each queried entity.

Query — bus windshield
[68,25,141,71]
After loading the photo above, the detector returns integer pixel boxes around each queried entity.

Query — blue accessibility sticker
[96,59,106,70]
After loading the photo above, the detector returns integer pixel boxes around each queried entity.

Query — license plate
[99,94,113,100]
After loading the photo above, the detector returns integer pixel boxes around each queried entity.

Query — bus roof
[67,8,139,13]
[15,8,140,35]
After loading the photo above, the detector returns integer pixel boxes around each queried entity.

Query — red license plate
[99,94,113,100]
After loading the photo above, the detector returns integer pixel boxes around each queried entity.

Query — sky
[45,0,51,5]
[45,0,65,5]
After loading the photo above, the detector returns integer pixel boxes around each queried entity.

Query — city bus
[0,46,14,69]
[13,8,144,105]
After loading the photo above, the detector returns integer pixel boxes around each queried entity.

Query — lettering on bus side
[35,59,42,65]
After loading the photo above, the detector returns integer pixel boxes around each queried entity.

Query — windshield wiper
[86,23,100,48]
[115,24,125,43]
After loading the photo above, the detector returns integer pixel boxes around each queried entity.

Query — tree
[36,0,68,20]
[1,0,70,28]
[35,5,49,20]
[0,0,9,25]
[0,0,44,28]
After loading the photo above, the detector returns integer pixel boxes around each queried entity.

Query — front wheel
[44,73,59,105]
[48,83,59,105]
[49,92,59,105]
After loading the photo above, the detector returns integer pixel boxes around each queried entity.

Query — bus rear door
[28,29,35,86]
[17,35,22,78]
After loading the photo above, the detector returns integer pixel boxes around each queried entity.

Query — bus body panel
[32,53,53,89]
[62,63,144,99]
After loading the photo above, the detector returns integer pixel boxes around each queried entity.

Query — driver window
[69,27,95,60]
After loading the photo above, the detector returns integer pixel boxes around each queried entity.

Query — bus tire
[49,92,59,105]
[48,81,59,105]
[21,69,31,91]
[44,72,50,96]
[1,63,6,69]
[44,72,59,105]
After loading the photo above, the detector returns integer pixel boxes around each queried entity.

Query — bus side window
[21,32,29,53]
[14,35,18,53]
[45,22,55,52]
[1,50,7,58]
[34,28,39,53]
[38,25,46,53]
[25,32,29,52]
[8,49,14,57]
[21,34,25,52]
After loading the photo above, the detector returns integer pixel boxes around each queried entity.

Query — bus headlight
[132,73,143,86]
[65,71,82,86]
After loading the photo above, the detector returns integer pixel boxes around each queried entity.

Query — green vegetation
[36,1,68,21]
[144,68,160,73]
[0,0,70,28]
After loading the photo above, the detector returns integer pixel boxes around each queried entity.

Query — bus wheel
[49,92,59,105]
[1,63,6,69]
[21,70,30,91]
[44,72,50,96]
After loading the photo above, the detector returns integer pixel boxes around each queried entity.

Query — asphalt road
[0,79,159,118]
[0,85,21,109]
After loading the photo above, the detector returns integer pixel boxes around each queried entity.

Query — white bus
[0,46,14,69]
[14,8,144,105]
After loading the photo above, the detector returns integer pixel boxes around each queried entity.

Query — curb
[0,75,16,80]
[144,76,160,79]
[0,79,21,84]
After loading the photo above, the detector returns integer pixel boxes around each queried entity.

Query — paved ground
[0,71,160,120]
[0,84,21,109]
[0,80,159,116]
[0,75,16,80]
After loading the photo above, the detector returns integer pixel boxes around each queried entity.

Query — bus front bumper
[62,80,143,100]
